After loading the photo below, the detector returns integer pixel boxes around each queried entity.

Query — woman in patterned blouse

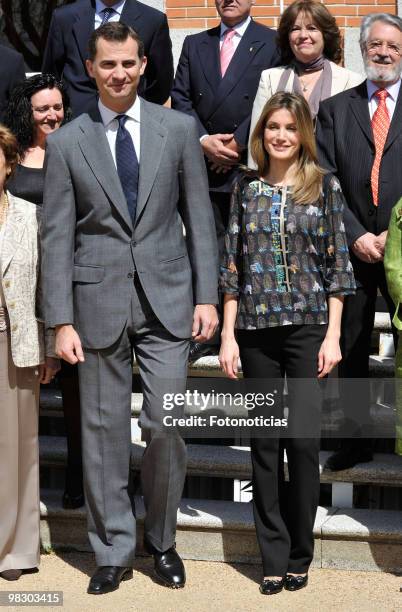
[219,92,355,596]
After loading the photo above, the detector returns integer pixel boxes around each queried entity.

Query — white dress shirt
[220,16,251,51]
[367,78,401,120]
[98,97,141,166]
[94,0,126,28]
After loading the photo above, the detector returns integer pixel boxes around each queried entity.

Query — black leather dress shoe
[87,566,133,595]
[151,546,186,588]
[324,447,373,471]
[188,342,218,364]
[62,491,85,509]
[285,574,308,591]
[259,577,285,595]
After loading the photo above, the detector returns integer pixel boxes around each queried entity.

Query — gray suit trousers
[78,275,188,566]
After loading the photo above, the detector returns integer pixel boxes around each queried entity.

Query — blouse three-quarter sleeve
[384,201,402,331]
[220,180,243,295]
[322,175,356,296]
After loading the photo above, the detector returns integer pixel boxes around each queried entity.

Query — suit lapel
[349,81,373,146]
[1,195,27,275]
[136,100,167,225]
[383,84,402,153]
[214,20,265,110]
[78,113,133,231]
[197,28,221,92]
[72,0,95,65]
[120,0,142,25]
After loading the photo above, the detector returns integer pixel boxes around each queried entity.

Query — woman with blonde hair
[220,92,355,595]
[248,0,363,165]
[0,124,59,581]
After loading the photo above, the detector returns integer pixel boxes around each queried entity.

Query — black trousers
[59,361,83,497]
[339,261,397,447]
[238,324,326,576]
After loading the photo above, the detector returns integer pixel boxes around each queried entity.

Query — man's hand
[201,134,240,167]
[352,232,383,263]
[374,230,388,256]
[55,324,85,364]
[192,304,218,343]
[39,357,61,384]
[210,138,242,174]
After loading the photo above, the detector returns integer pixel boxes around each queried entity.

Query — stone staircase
[38,311,402,571]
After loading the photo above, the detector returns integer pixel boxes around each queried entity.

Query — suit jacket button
[127,272,134,279]
[368,209,374,216]
[131,241,137,247]
[244,94,249,99]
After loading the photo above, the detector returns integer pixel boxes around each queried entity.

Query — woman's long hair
[4,73,71,158]
[250,92,325,205]
[277,0,342,64]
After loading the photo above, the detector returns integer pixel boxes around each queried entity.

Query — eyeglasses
[366,40,402,56]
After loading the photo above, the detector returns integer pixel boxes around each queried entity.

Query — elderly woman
[4,75,84,510]
[384,200,402,457]
[0,125,59,581]
[220,93,355,594]
[248,0,363,165]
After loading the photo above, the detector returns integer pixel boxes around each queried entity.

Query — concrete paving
[1,553,401,612]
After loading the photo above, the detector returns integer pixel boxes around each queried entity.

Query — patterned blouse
[220,173,356,330]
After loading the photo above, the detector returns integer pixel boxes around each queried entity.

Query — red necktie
[220,29,236,77]
[371,89,390,206]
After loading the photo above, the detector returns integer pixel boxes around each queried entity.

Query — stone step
[184,354,395,378]
[39,347,395,421]
[39,436,402,488]
[39,488,402,571]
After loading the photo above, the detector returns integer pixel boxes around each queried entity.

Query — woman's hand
[219,335,240,379]
[317,334,341,378]
[39,357,61,384]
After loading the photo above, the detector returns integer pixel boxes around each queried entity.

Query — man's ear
[86,59,94,78]
[140,56,147,76]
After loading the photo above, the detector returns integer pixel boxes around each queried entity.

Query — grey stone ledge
[323,508,402,542]
[40,436,402,487]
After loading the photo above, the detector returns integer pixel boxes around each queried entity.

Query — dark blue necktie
[115,114,139,223]
[100,7,115,26]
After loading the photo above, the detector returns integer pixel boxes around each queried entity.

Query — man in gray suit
[42,22,218,595]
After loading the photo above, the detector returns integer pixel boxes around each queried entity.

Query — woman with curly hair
[248,0,364,165]
[4,73,70,205]
[4,75,84,511]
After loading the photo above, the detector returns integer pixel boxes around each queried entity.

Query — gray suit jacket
[42,99,218,348]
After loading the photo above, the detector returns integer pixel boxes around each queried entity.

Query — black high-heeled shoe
[62,490,85,509]
[259,577,285,595]
[284,574,308,591]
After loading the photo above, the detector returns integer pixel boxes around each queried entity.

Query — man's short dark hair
[88,22,145,61]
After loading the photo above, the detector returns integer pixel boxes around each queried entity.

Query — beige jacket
[1,192,55,367]
[247,62,365,166]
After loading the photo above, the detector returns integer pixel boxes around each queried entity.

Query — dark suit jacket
[171,19,279,192]
[42,0,173,116]
[42,99,218,346]
[316,80,402,247]
[0,45,25,121]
